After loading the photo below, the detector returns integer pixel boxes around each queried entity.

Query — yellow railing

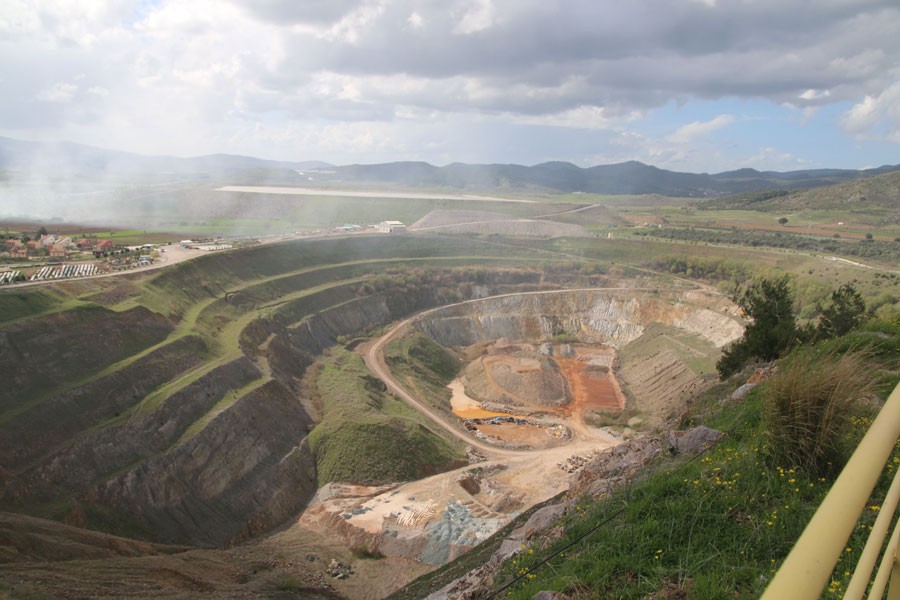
[762,382,900,599]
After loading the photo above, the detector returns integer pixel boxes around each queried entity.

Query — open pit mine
[316,289,743,567]
[0,235,744,598]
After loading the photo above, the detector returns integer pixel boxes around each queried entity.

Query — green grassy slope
[383,331,463,422]
[307,347,465,486]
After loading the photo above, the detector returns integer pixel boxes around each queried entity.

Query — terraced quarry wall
[414,288,743,424]
[0,235,559,547]
[415,289,742,349]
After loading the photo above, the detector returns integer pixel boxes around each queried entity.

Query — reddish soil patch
[556,356,625,414]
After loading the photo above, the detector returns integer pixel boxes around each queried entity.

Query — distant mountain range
[2,136,898,197]
[321,160,900,197]
[0,137,330,179]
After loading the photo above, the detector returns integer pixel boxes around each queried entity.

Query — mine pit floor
[453,344,626,447]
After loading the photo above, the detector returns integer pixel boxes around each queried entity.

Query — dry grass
[762,348,876,474]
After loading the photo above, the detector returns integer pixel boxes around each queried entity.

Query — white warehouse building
[376,220,406,233]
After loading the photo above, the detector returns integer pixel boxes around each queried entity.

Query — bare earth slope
[409,209,590,237]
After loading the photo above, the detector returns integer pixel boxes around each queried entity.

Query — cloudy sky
[1,0,899,172]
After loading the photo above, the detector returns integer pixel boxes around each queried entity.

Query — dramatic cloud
[841,81,900,143]
[0,0,898,170]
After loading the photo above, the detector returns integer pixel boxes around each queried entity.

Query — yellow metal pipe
[869,515,900,600]
[890,544,900,600]
[845,465,900,598]
[761,383,900,600]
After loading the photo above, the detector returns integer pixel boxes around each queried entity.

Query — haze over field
[1,0,899,174]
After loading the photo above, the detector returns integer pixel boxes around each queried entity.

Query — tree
[778,217,789,226]
[817,284,865,339]
[717,275,797,378]
[36,226,48,237]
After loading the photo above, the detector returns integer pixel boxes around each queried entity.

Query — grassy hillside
[307,347,465,486]
[383,331,463,422]
[700,170,900,215]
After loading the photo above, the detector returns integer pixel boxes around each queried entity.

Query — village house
[9,242,28,259]
[93,239,113,253]
[38,234,58,248]
[75,238,94,249]
[49,245,69,258]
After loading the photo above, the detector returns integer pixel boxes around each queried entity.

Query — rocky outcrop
[414,290,742,349]
[428,427,724,600]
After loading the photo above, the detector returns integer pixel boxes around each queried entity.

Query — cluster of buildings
[4,235,114,260]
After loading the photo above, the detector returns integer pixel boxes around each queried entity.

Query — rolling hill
[2,136,897,197]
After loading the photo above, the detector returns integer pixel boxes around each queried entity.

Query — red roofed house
[8,241,28,259]
[94,239,113,253]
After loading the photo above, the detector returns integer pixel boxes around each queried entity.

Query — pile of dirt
[488,357,569,407]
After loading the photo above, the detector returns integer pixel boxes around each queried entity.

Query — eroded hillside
[0,234,566,546]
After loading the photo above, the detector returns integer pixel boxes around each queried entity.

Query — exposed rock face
[0,305,173,414]
[16,357,262,503]
[87,381,316,547]
[0,335,208,475]
[618,347,702,424]
[1,270,549,547]
[429,427,725,600]
[0,270,739,554]
[415,290,742,349]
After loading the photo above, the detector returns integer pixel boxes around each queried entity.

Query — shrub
[717,276,797,378]
[351,545,385,559]
[817,283,865,339]
[761,348,876,475]
[278,577,301,591]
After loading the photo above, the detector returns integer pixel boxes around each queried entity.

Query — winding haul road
[364,311,527,458]
[362,287,662,458]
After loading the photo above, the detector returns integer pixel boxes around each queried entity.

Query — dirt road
[364,314,527,458]
[362,287,659,457]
